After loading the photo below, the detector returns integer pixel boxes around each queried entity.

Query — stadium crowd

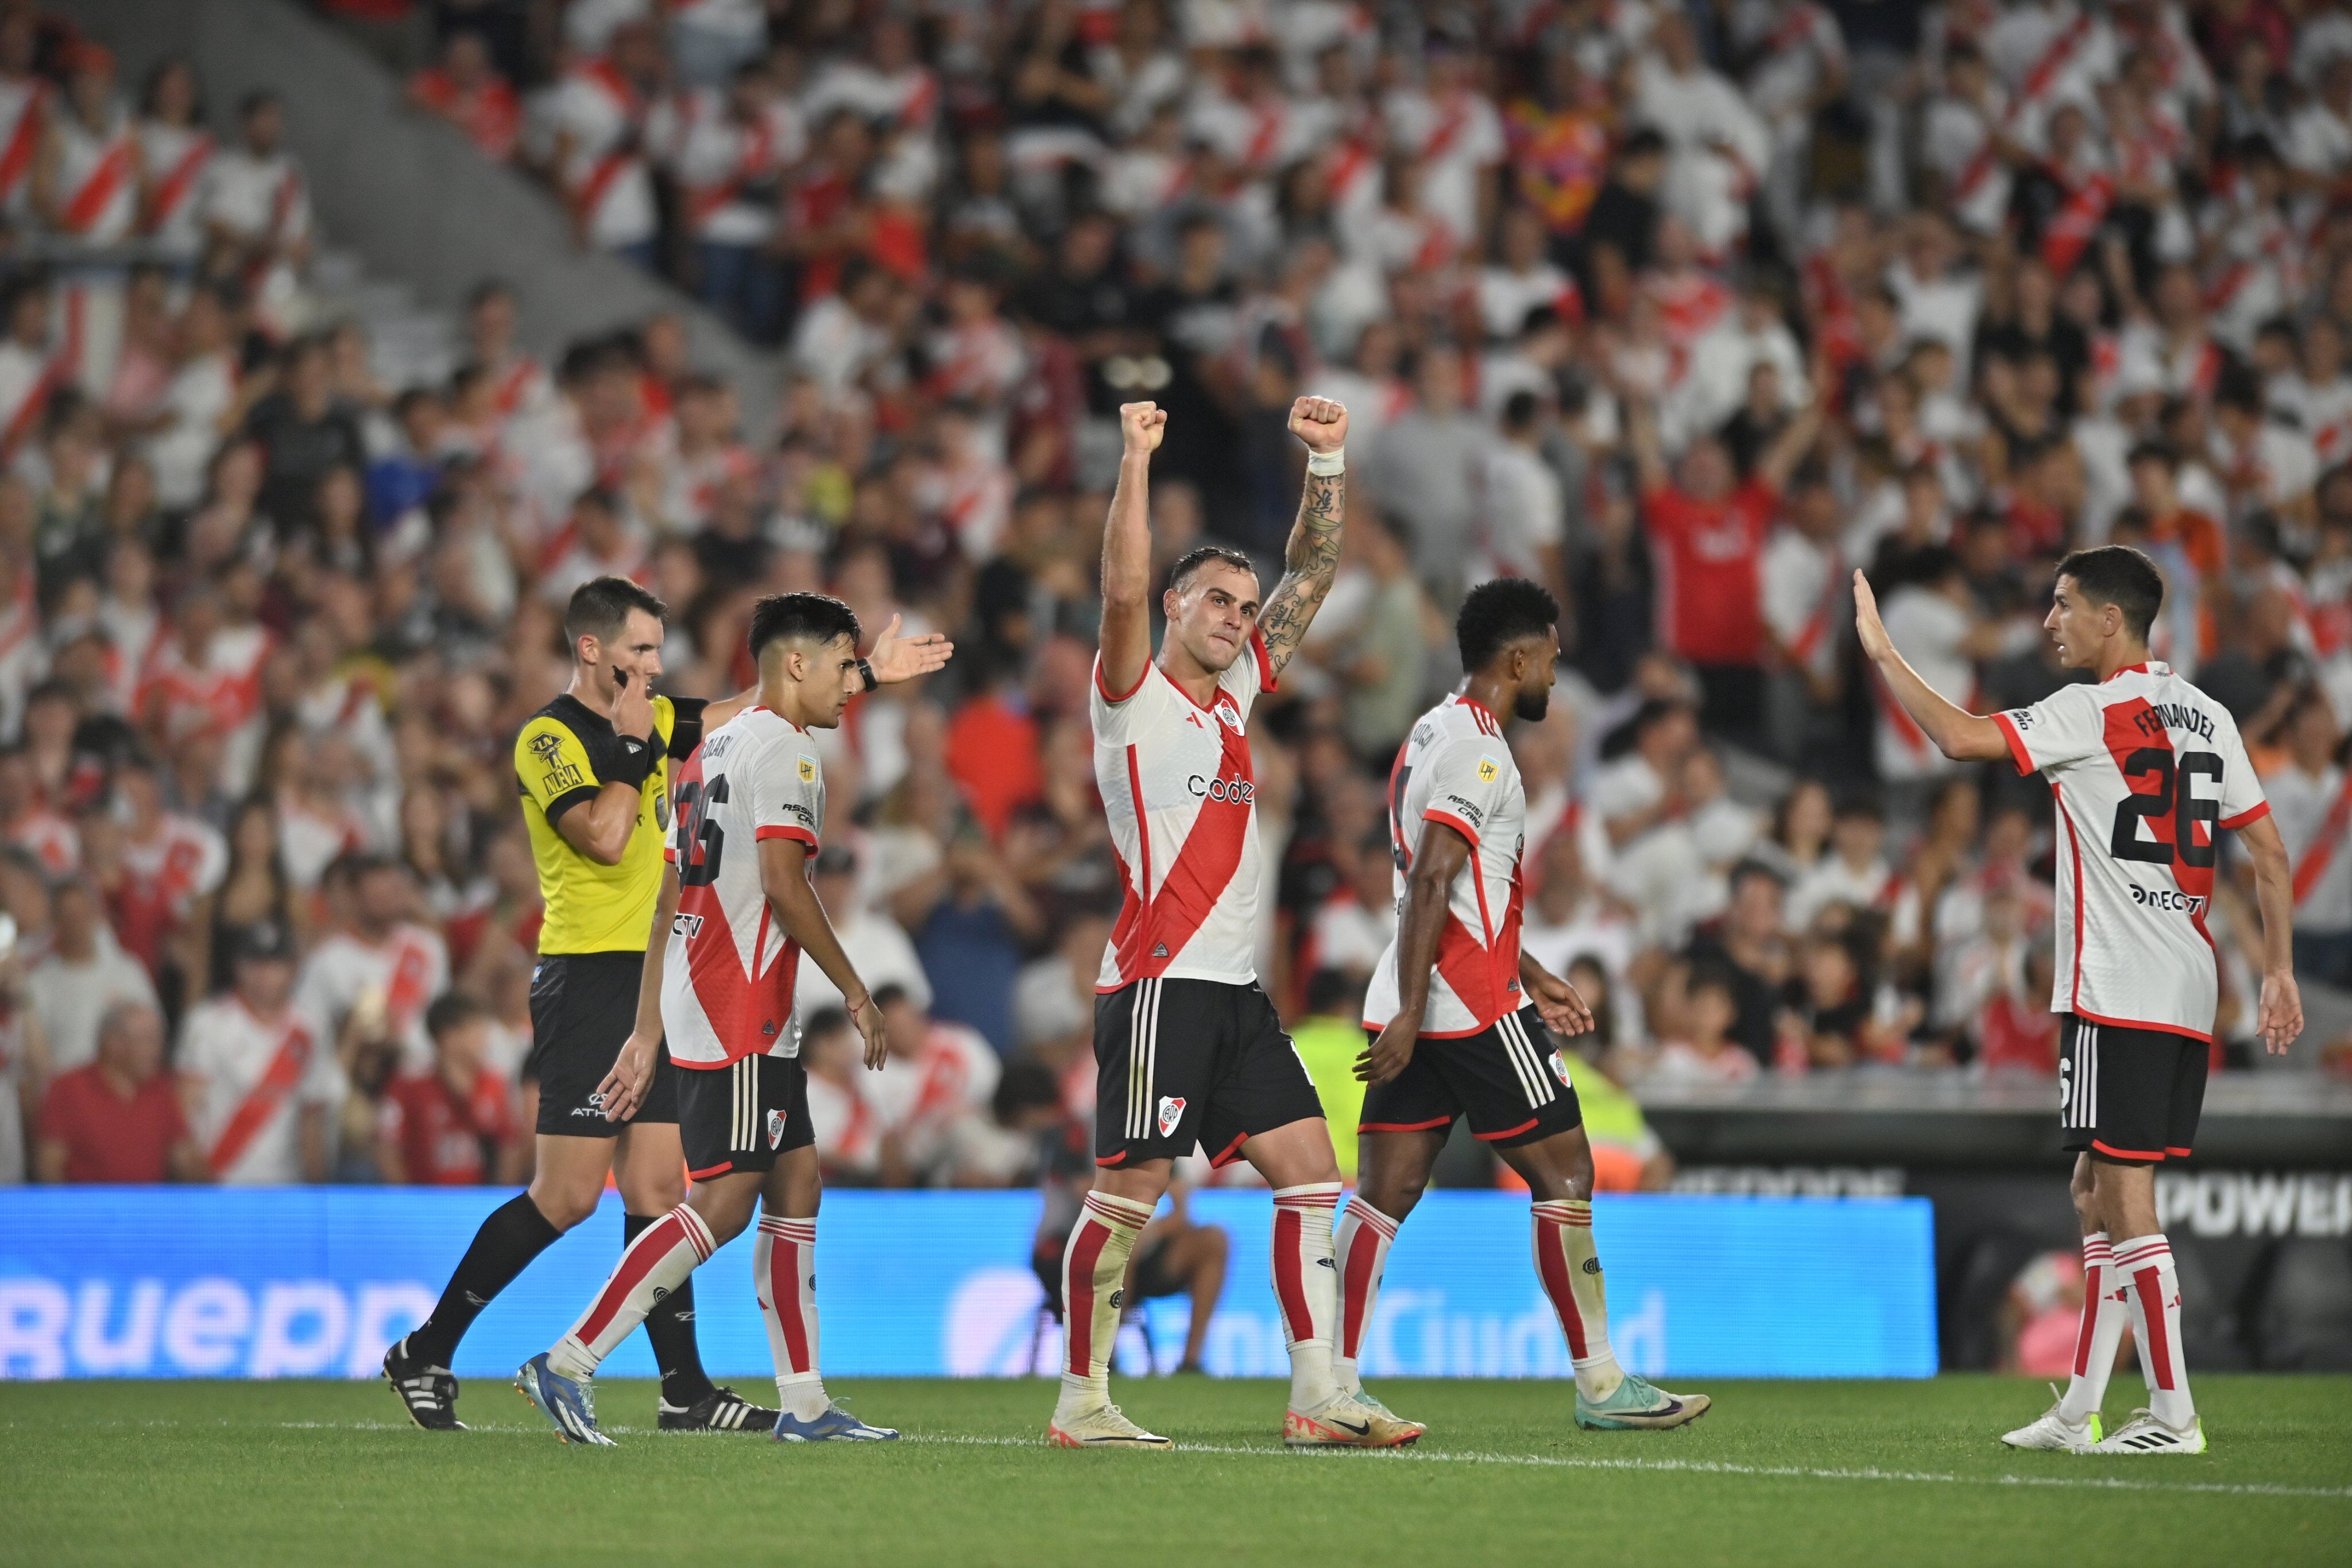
[0,0,2348,1190]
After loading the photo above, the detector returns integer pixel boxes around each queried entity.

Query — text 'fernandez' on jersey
[1090,632,1275,992]
[1364,694,1529,1036]
[660,706,825,1067]
[1993,661,2270,1043]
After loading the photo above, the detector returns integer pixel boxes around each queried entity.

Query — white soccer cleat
[1284,1389,1423,1448]
[2088,1410,2206,1455]
[2001,1389,2101,1453]
[1047,1401,1171,1449]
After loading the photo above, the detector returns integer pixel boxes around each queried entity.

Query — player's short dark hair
[2056,545,2164,642]
[564,576,666,651]
[425,991,489,1041]
[747,591,862,664]
[1455,577,1560,672]
[1167,544,1259,596]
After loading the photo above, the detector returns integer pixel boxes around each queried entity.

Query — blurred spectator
[1286,967,1370,1183]
[943,1056,1061,1188]
[900,819,1043,1055]
[377,991,522,1184]
[35,999,201,1183]
[2267,686,2352,988]
[796,842,929,1019]
[407,30,519,162]
[801,1006,878,1184]
[179,921,340,1184]
[295,854,450,1070]
[25,875,158,1074]
[1647,966,1759,1086]
[867,983,998,1187]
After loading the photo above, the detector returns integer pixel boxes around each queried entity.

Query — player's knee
[620,1164,688,1214]
[527,1177,600,1232]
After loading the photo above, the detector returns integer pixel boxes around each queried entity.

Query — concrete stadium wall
[53,0,776,415]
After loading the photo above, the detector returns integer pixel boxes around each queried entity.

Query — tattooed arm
[1255,396,1350,679]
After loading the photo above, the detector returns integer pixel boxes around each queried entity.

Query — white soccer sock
[1272,1183,1343,1409]
[1057,1190,1154,1416]
[753,1214,828,1420]
[2115,1233,2194,1428]
[1333,1197,1399,1397]
[1532,1198,1624,1400]
[548,1203,715,1380]
[2056,1232,2126,1425]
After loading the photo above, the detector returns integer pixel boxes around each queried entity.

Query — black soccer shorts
[526,951,678,1135]
[676,1052,814,1180]
[1359,1004,1584,1148]
[1093,977,1326,1169]
[2060,1014,2209,1164]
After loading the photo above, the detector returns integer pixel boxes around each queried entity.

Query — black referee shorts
[2059,1014,2208,1164]
[526,951,678,1136]
[1359,1004,1584,1148]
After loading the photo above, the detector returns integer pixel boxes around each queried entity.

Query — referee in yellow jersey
[385,575,768,1433]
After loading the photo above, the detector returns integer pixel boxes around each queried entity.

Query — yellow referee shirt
[514,691,703,955]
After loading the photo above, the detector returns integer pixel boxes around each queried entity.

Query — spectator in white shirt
[866,984,999,1187]
[797,843,931,1021]
[25,876,158,1075]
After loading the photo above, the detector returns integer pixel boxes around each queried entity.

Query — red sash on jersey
[144,131,211,231]
[59,134,134,234]
[1422,95,1471,161]
[491,354,539,416]
[207,1021,313,1177]
[385,934,436,1032]
[686,119,775,227]
[0,354,60,458]
[0,83,45,200]
[1873,672,1934,760]
[570,59,641,223]
[1952,125,2002,203]
[1243,103,1285,168]
[2019,11,2094,106]
[899,72,937,129]
[1788,553,1844,665]
[2290,772,2352,905]
[2040,168,2112,277]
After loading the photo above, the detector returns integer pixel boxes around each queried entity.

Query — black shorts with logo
[2060,1014,2209,1164]
[527,951,678,1135]
[1093,977,1326,1169]
[1359,1004,1584,1148]
[676,1052,814,1180]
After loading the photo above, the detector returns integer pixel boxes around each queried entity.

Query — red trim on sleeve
[1993,711,2036,778]
[1094,653,1147,704]
[1250,629,1276,692]
[1422,808,1481,847]
[755,824,819,849]
[2218,801,2270,831]
[663,847,677,863]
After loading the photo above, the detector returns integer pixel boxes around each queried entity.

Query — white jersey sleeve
[1992,663,2269,1042]
[746,726,826,852]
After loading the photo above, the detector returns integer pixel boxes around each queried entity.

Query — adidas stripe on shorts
[2058,1013,2209,1165]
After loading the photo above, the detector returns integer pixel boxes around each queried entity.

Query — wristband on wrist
[609,738,655,789]
[857,656,879,692]
[1306,447,1345,477]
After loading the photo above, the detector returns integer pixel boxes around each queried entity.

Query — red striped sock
[2114,1233,2193,1428]
[1058,1189,1152,1411]
[754,1213,822,1414]
[550,1203,715,1379]
[1531,1198,1623,1399]
[1333,1197,1399,1395]
[2056,1232,2121,1424]
[1272,1183,1343,1408]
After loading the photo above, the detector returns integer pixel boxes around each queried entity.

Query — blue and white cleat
[772,1401,900,1442]
[514,1353,615,1446]
[1575,1372,1710,1430]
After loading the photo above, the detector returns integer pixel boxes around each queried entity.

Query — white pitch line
[245,1422,2352,1500]
[901,1433,2352,1501]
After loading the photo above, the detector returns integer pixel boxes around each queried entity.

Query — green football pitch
[3,1376,2347,1567]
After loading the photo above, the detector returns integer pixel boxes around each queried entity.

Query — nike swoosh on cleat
[1331,1419,1370,1436]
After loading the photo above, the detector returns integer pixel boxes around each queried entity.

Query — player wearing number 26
[1857,544,2303,1458]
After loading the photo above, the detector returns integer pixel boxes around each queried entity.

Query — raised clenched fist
[1119,401,1167,456]
[1288,396,1347,454]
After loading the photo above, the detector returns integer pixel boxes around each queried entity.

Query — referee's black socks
[408,1191,564,1368]
[627,1210,719,1408]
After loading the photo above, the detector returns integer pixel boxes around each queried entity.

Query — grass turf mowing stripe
[252,1420,2352,1501]
[898,1434,2352,1500]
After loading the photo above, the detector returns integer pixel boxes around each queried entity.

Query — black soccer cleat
[384,1335,465,1431]
[658,1386,780,1433]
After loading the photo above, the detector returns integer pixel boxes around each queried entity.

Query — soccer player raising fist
[1050,396,1420,1449]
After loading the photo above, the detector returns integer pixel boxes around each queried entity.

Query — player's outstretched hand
[598,1031,658,1122]
[852,993,889,1071]
[1355,1015,1418,1085]
[2257,969,2304,1055]
[1852,569,1893,665]
[868,613,954,684]
[1119,401,1166,457]
[1526,967,1597,1037]
[1287,395,1347,454]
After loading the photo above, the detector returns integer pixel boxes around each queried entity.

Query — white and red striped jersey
[2267,760,2352,934]
[551,58,656,250]
[136,624,269,740]
[1363,694,1529,1037]
[294,924,450,1071]
[1090,636,1275,992]
[136,119,212,258]
[198,145,310,250]
[662,706,825,1067]
[180,994,341,1185]
[51,106,138,244]
[0,76,45,220]
[1994,661,2269,1043]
